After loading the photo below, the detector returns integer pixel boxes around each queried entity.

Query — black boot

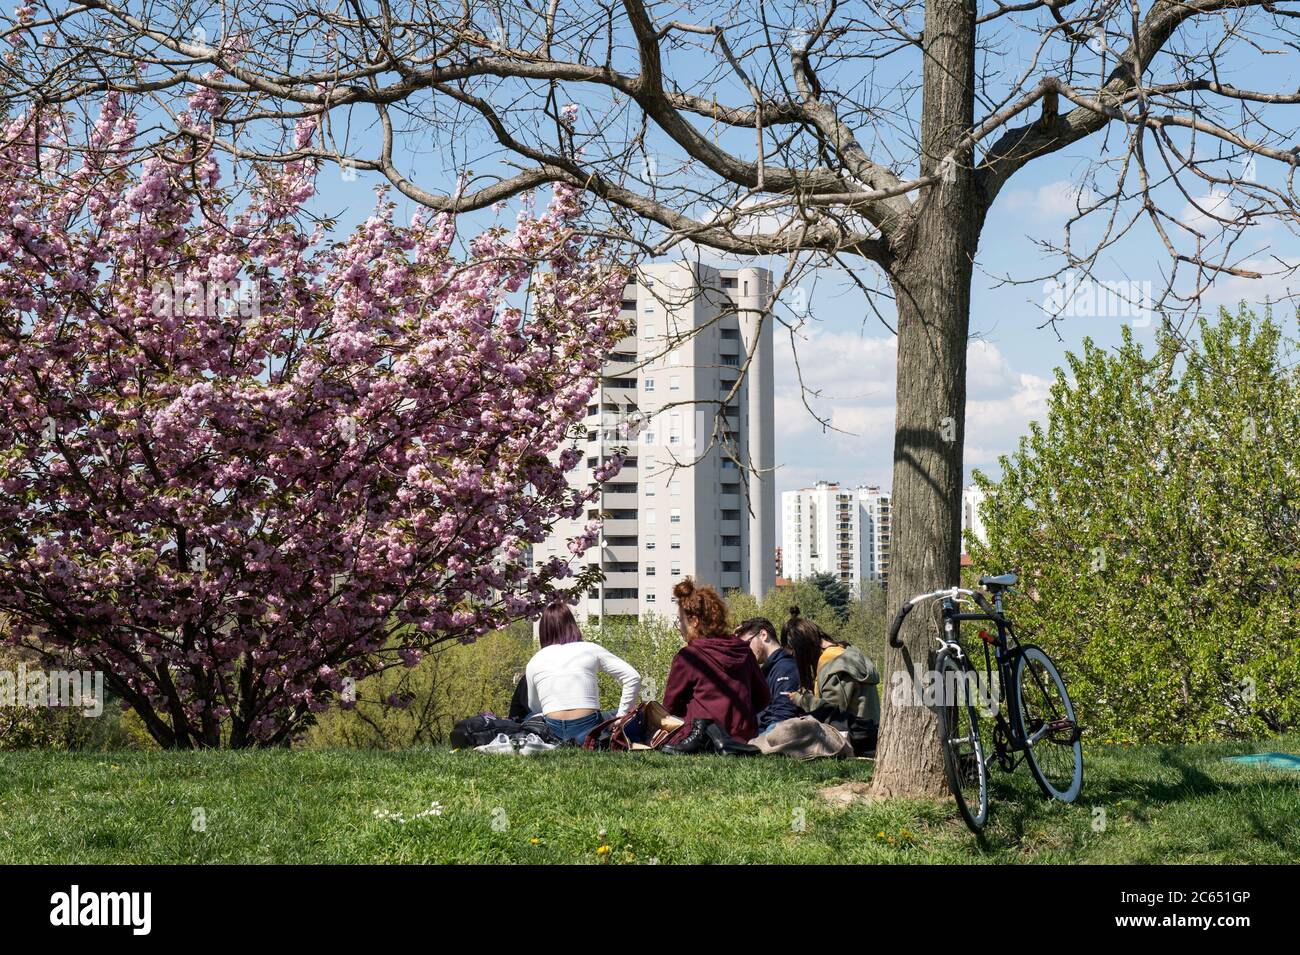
[704,721,761,756]
[661,719,714,754]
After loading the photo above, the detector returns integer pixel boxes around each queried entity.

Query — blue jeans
[542,711,605,743]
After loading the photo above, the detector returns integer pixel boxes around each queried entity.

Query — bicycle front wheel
[1013,646,1083,803]
[936,649,989,832]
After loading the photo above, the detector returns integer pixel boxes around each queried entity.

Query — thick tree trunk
[870,0,981,799]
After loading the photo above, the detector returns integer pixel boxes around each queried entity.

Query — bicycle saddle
[978,573,1018,589]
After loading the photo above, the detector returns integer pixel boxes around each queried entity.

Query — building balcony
[720,493,740,510]
[720,520,740,536]
[601,491,638,509]
[598,597,640,616]
[720,571,741,591]
[720,545,740,562]
[600,569,640,588]
[599,542,639,563]
[605,351,638,371]
[601,518,639,537]
[719,468,740,484]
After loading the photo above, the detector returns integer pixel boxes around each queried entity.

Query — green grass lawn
[1,736,1297,863]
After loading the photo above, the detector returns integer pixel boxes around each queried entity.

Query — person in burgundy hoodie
[662,578,770,743]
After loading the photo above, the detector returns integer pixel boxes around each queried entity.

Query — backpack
[450,713,524,750]
[450,712,563,749]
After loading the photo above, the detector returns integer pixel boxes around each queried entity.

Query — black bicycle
[888,573,1083,833]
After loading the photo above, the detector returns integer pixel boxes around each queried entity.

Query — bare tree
[4,0,1298,795]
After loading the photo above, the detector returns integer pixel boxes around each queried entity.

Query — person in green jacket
[780,607,881,729]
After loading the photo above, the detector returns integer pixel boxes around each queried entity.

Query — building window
[670,481,681,496]
[646,593,656,603]
[645,538,656,551]
[722,277,737,289]
[646,565,656,576]
[644,378,655,392]
[669,375,680,390]
[644,484,656,497]
[645,510,656,525]
[721,355,739,367]
[670,509,681,524]
[670,562,682,576]
[670,535,681,550]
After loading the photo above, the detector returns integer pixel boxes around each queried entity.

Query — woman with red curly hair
[661,577,770,748]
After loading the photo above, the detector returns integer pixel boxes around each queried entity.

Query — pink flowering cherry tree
[0,95,625,748]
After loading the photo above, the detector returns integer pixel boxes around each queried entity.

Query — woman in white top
[525,600,641,742]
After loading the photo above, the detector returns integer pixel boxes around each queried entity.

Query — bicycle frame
[938,590,1034,771]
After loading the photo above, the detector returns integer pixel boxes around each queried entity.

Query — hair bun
[788,605,800,619]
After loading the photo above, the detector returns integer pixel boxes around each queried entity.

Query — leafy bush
[0,643,138,751]
[970,308,1300,744]
[303,625,535,748]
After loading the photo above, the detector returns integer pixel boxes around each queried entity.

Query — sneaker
[518,733,558,755]
[475,733,518,755]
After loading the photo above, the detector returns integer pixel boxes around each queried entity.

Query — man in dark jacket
[737,617,801,733]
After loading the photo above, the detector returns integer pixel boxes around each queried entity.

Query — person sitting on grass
[736,616,801,734]
[524,599,641,743]
[661,578,769,750]
[781,607,880,753]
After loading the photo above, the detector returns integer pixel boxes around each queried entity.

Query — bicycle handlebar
[888,585,1007,648]
[887,602,913,648]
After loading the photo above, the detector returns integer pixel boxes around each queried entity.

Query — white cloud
[1002,179,1097,220]
[1178,187,1241,234]
[1193,256,1300,310]
[773,329,1051,502]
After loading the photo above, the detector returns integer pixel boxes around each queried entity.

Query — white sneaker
[475,733,518,755]
[518,733,557,755]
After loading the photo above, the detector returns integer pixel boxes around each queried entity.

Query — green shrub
[303,624,534,748]
[971,308,1300,744]
[0,643,138,751]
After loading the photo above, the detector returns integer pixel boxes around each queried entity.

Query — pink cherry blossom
[0,98,628,748]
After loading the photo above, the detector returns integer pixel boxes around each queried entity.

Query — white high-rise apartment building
[961,484,988,553]
[781,482,892,593]
[857,484,892,588]
[537,262,776,621]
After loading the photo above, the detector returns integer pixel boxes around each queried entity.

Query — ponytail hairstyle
[672,577,730,642]
[781,606,844,691]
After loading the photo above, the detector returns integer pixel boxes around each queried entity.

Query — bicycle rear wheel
[1013,645,1083,803]
[936,649,989,832]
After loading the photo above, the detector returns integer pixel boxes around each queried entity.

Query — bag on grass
[451,713,524,750]
[582,701,683,752]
